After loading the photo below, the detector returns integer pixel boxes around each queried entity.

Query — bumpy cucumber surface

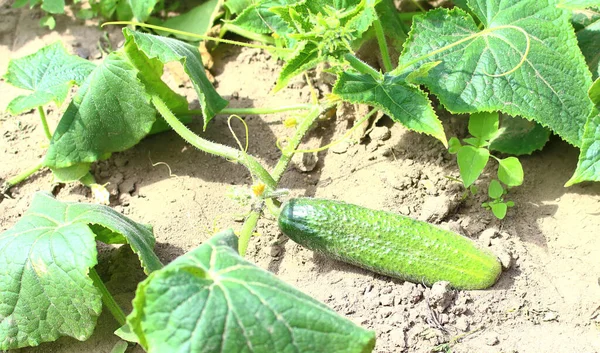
[278,198,501,290]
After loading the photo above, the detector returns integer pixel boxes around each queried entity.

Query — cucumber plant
[448,112,524,219]
[2,0,600,351]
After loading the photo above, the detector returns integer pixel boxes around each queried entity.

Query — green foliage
[398,0,594,147]
[567,78,600,186]
[0,192,161,349]
[449,112,523,219]
[575,7,600,80]
[333,70,447,145]
[122,230,376,353]
[489,114,551,155]
[3,42,96,114]
[159,0,222,41]
[3,29,227,183]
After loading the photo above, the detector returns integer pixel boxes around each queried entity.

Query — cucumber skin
[278,198,502,290]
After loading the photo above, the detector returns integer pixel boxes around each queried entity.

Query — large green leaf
[489,114,551,155]
[333,71,446,145]
[557,0,600,9]
[160,0,222,41]
[44,51,156,170]
[128,0,159,22]
[398,0,594,147]
[566,78,600,186]
[576,15,600,80]
[125,230,376,353]
[0,192,161,350]
[224,0,252,15]
[3,42,96,114]
[123,29,228,128]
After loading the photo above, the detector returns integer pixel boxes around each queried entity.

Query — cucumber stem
[373,18,393,72]
[3,159,45,192]
[178,104,315,117]
[222,23,276,45]
[344,54,382,81]
[89,268,126,326]
[238,209,261,257]
[152,96,277,190]
[38,106,52,141]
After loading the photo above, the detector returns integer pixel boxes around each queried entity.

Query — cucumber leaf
[3,42,96,114]
[0,192,161,350]
[333,71,447,145]
[41,0,64,13]
[557,0,600,9]
[576,14,600,80]
[125,230,376,353]
[123,28,228,128]
[566,78,600,186]
[44,51,156,170]
[224,0,252,15]
[398,0,594,147]
[128,0,159,22]
[160,0,222,41]
[230,0,294,36]
[489,114,551,155]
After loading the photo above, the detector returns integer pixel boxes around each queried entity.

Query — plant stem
[271,105,326,183]
[237,105,326,255]
[3,159,45,191]
[222,23,276,45]
[89,268,126,326]
[238,208,261,256]
[103,22,293,54]
[152,96,277,190]
[38,106,52,140]
[344,54,382,81]
[373,18,393,72]
[178,104,315,117]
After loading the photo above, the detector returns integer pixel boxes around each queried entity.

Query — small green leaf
[333,71,447,146]
[448,136,462,154]
[275,42,323,92]
[497,157,524,187]
[488,179,504,199]
[0,192,161,350]
[468,112,499,140]
[490,202,508,219]
[123,29,228,128]
[41,0,64,14]
[110,341,129,353]
[469,184,478,195]
[39,15,56,29]
[566,78,600,186]
[398,1,594,146]
[506,200,515,207]
[160,0,221,41]
[50,163,91,182]
[128,0,159,22]
[126,230,376,353]
[489,114,551,155]
[457,145,489,188]
[3,42,95,114]
[463,137,483,147]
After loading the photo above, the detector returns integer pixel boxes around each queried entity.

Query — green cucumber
[278,198,501,290]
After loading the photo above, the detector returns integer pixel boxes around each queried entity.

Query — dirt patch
[1,4,600,353]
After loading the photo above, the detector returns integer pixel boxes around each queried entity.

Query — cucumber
[278,198,501,290]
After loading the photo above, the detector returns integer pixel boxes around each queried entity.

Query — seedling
[448,112,524,219]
